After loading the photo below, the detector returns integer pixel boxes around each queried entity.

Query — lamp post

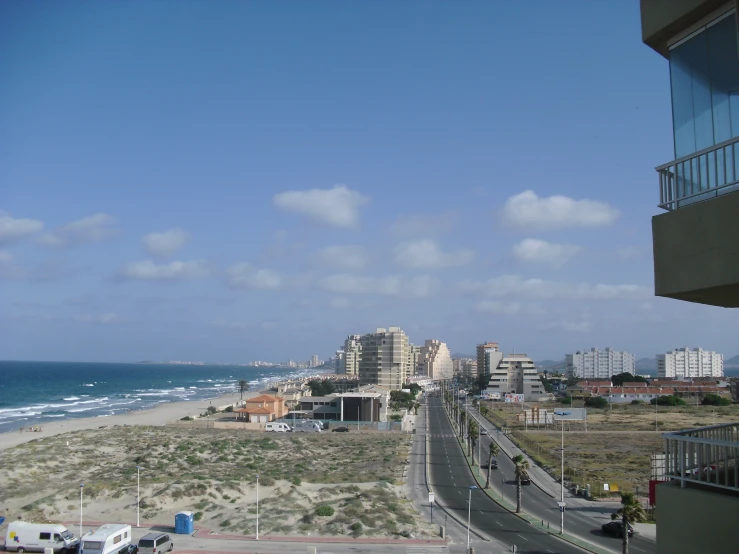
[477,416,481,478]
[136,465,141,527]
[467,485,478,550]
[79,482,84,540]
[255,475,260,540]
[554,411,571,535]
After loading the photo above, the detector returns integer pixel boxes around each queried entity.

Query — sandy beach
[0,390,251,452]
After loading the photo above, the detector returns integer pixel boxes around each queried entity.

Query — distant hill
[635,357,657,372]
[535,359,565,368]
[451,353,475,360]
[724,354,739,367]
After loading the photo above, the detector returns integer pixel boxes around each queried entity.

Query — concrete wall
[656,481,739,553]
[652,192,739,307]
[167,420,266,430]
[641,0,730,56]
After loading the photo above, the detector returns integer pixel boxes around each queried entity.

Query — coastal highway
[425,395,587,554]
[461,402,657,554]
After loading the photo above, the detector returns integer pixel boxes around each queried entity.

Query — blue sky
[1,1,735,363]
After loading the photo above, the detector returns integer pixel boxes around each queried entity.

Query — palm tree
[612,492,647,554]
[459,410,467,438]
[467,419,478,460]
[485,441,499,489]
[513,454,530,513]
[238,379,250,400]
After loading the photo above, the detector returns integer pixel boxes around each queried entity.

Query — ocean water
[0,361,317,434]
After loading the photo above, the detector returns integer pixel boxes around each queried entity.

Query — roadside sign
[428,492,435,504]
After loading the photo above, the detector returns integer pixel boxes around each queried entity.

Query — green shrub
[350,522,362,531]
[316,505,335,517]
[224,405,234,412]
[180,416,193,421]
[206,406,217,415]
[193,511,203,521]
[291,476,302,486]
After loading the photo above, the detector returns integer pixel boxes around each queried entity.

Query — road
[460,401,656,554]
[425,395,587,554]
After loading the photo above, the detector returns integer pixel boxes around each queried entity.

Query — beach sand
[0,390,252,452]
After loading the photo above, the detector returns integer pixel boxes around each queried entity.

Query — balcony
[657,136,739,211]
[663,423,739,493]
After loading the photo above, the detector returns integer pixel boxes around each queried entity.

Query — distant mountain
[535,359,565,368]
[635,357,657,371]
[725,354,739,367]
[451,353,475,360]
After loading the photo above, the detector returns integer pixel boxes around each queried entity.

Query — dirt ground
[0,426,437,539]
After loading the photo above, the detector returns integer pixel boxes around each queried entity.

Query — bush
[180,416,193,421]
[630,400,644,405]
[193,511,203,521]
[291,476,302,486]
[702,394,730,406]
[224,405,234,412]
[316,505,335,517]
[206,406,217,415]
[650,395,686,406]
[584,396,608,409]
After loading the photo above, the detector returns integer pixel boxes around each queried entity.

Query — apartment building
[476,342,502,378]
[452,358,477,378]
[486,353,545,401]
[408,344,422,377]
[657,348,724,378]
[417,339,454,380]
[341,334,363,376]
[565,348,636,379]
[357,327,412,390]
[641,2,739,551]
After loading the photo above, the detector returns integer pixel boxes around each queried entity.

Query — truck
[80,524,131,554]
[4,521,79,553]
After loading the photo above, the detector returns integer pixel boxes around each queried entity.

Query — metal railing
[657,136,739,210]
[663,423,739,493]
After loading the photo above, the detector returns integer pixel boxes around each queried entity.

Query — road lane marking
[496,521,503,526]
[517,534,528,541]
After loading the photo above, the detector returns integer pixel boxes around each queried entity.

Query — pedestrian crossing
[426,433,457,438]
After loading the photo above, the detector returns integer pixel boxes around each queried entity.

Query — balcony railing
[663,423,739,493]
[657,136,739,210]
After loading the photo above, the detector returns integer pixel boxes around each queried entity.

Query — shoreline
[0,389,260,452]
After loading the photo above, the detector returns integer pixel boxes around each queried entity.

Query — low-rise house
[235,394,287,423]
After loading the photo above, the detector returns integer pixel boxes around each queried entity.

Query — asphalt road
[461,403,656,554]
[426,395,587,554]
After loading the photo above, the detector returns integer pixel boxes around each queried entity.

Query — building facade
[341,334,363,376]
[417,339,454,380]
[565,348,636,379]
[487,353,545,401]
[657,347,724,378]
[476,342,501,378]
[357,327,412,390]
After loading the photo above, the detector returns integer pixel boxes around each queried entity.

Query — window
[113,534,122,544]
[54,534,62,542]
[40,533,51,540]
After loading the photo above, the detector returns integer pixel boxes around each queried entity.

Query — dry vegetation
[0,426,436,539]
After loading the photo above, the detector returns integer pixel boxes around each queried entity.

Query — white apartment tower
[476,342,501,378]
[342,334,363,376]
[565,348,636,379]
[657,348,723,378]
[418,339,454,380]
[487,353,545,401]
[357,327,412,390]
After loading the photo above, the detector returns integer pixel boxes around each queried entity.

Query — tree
[238,379,250,399]
[611,492,647,554]
[412,402,421,415]
[467,418,478,460]
[650,395,686,406]
[702,393,730,406]
[584,396,609,409]
[485,441,499,489]
[612,372,648,386]
[513,454,529,514]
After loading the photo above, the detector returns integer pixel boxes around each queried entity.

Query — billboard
[482,391,501,400]
[504,393,525,403]
[552,408,587,421]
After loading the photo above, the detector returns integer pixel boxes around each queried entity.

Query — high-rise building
[408,344,422,376]
[476,342,502,378]
[565,348,636,379]
[310,355,319,368]
[334,350,344,373]
[487,353,545,401]
[657,348,724,378]
[357,327,412,390]
[452,358,476,378]
[418,339,454,380]
[342,334,363,376]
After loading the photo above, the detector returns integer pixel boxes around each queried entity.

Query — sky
[1,1,736,364]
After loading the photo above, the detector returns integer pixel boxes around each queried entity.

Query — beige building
[487,353,545,401]
[417,339,454,380]
[342,334,362,376]
[357,327,413,390]
[408,344,422,377]
[476,342,501,379]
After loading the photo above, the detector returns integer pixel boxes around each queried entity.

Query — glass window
[40,533,51,540]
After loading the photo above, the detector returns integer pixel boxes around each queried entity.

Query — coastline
[0,389,258,452]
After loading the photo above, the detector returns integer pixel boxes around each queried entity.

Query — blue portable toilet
[175,511,194,534]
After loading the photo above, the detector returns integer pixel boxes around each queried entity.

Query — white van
[5,522,79,553]
[265,422,292,432]
[293,421,322,433]
[80,524,131,554]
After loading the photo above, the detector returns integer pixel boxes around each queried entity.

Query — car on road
[481,459,498,469]
[601,521,634,538]
[480,428,488,435]
[520,476,531,485]
[332,426,350,433]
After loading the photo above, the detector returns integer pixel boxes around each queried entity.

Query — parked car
[119,545,139,554]
[601,521,634,538]
[332,427,350,433]
[137,532,173,554]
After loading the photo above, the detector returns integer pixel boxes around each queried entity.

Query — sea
[0,360,323,434]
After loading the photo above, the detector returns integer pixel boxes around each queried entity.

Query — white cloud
[227,262,282,290]
[0,250,13,263]
[273,185,370,228]
[143,228,189,257]
[389,212,457,238]
[39,213,119,247]
[321,273,437,297]
[394,239,474,269]
[118,260,208,281]
[502,190,620,229]
[512,238,581,268]
[317,245,368,270]
[477,301,523,315]
[0,212,44,244]
[458,274,649,301]
[74,313,119,324]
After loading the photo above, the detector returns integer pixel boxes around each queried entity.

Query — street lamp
[79,482,84,540]
[467,485,478,550]
[255,475,259,540]
[555,411,571,535]
[136,465,141,527]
